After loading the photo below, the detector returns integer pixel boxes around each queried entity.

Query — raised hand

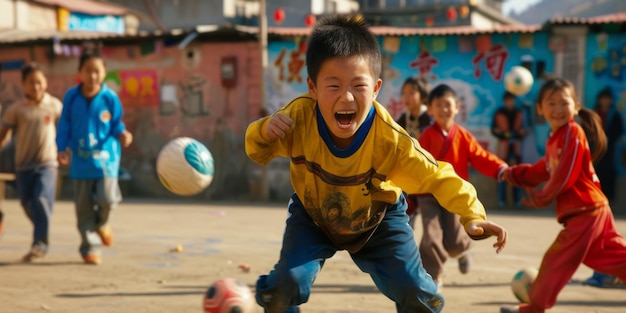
[265,113,294,141]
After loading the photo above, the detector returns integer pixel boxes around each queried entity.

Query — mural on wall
[267,32,553,162]
[586,32,626,174]
[106,69,160,108]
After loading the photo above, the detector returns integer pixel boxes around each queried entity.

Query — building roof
[237,24,541,37]
[0,10,624,45]
[549,11,626,25]
[33,0,127,16]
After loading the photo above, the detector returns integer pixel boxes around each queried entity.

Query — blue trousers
[16,166,58,252]
[256,194,443,313]
[498,182,521,207]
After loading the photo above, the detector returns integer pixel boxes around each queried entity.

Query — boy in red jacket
[417,84,508,290]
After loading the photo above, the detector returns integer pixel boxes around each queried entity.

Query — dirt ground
[1,198,625,313]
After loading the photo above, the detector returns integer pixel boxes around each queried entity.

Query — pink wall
[0,40,263,199]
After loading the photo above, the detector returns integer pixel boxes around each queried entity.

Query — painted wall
[0,40,262,200]
[585,32,626,175]
[268,32,554,162]
[1,29,624,205]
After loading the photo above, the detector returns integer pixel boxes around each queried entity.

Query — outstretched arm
[529,128,583,207]
[465,220,507,253]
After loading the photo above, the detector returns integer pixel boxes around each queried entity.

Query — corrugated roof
[549,11,626,25]
[0,29,132,44]
[33,0,127,15]
[237,24,542,37]
[369,24,541,35]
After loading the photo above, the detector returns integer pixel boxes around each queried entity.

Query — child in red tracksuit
[418,84,508,290]
[500,78,626,313]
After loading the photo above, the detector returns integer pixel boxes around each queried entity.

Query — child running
[56,51,133,265]
[245,15,507,313]
[500,78,626,313]
[417,84,508,290]
[0,63,62,262]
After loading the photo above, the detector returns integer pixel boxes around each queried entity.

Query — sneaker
[21,246,46,263]
[458,254,471,274]
[500,305,519,313]
[83,254,101,265]
[583,272,626,289]
[97,226,113,246]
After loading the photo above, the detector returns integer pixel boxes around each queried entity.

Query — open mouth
[335,111,356,128]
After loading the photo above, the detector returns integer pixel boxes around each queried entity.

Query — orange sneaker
[97,226,113,246]
[83,254,101,265]
[22,247,46,263]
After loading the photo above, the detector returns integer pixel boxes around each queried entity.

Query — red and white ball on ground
[203,278,254,313]
[504,66,534,96]
[511,267,538,303]
[156,137,214,196]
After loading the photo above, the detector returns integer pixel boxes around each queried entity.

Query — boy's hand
[58,151,70,166]
[465,220,507,254]
[500,167,513,184]
[119,130,133,148]
[265,113,293,141]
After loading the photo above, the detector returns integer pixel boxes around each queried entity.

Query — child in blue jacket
[56,51,133,265]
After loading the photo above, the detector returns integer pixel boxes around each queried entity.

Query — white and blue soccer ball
[505,66,534,96]
[156,137,214,196]
[511,267,538,303]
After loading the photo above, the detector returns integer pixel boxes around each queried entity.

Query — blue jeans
[16,166,58,252]
[256,194,443,313]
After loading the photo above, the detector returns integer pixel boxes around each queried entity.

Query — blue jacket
[56,84,126,179]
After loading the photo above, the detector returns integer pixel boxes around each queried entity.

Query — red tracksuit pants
[520,204,626,313]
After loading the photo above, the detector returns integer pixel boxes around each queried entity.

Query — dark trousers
[73,178,121,257]
[16,166,58,252]
[255,194,443,313]
[417,194,472,281]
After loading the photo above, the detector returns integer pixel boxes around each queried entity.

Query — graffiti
[105,69,159,108]
[273,46,306,83]
[591,47,626,81]
[386,97,404,120]
[472,44,509,81]
[409,51,439,80]
[160,74,210,117]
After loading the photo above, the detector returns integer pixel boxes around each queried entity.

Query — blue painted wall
[585,32,626,174]
[267,32,553,163]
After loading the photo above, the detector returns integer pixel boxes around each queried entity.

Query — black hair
[595,86,613,101]
[503,91,517,100]
[78,50,104,71]
[427,83,456,105]
[306,15,381,84]
[401,77,430,101]
[21,62,43,82]
[536,78,607,162]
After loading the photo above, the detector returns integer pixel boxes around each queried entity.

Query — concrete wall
[0,40,263,200]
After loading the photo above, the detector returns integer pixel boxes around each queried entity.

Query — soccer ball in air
[203,278,255,313]
[156,137,214,196]
[511,267,538,303]
[504,66,534,96]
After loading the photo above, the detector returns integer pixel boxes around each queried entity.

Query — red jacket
[505,120,607,222]
[419,122,506,181]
